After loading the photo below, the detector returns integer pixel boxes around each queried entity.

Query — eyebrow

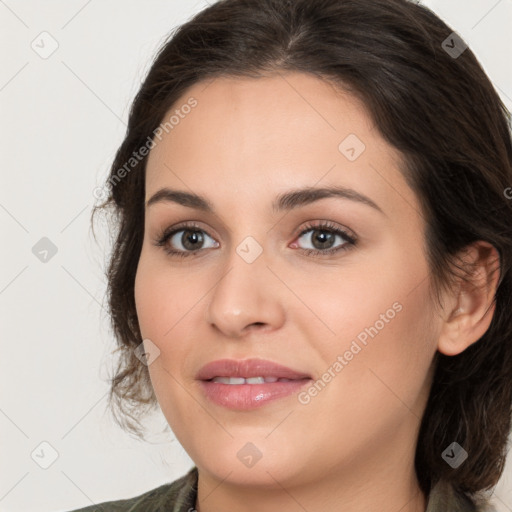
[146,186,384,215]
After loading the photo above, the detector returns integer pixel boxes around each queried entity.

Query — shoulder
[426,479,498,512]
[65,466,198,512]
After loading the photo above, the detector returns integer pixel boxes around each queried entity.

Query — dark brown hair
[92,0,512,504]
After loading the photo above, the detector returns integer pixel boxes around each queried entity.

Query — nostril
[246,322,266,329]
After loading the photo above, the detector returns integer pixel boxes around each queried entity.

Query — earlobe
[436,241,500,357]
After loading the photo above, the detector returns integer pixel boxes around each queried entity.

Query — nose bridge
[205,235,285,337]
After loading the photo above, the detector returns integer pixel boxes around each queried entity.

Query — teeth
[246,377,265,384]
[212,377,246,385]
[211,376,285,384]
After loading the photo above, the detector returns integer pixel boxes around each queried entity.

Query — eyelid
[157,220,217,240]
[293,220,357,242]
[155,221,218,247]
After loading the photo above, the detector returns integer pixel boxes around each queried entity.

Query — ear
[437,241,501,356]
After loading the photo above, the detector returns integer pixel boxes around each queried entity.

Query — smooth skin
[134,71,500,512]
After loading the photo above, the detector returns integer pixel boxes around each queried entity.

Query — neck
[195,429,427,512]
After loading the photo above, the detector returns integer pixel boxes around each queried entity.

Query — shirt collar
[426,479,476,511]
[174,467,476,512]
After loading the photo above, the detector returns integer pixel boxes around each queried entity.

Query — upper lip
[196,358,312,381]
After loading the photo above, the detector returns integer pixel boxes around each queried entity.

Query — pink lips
[196,358,312,410]
[196,358,311,381]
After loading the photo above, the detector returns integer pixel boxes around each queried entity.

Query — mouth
[196,357,312,381]
[196,358,312,410]
[208,376,308,384]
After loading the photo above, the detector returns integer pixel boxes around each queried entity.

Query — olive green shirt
[66,466,496,511]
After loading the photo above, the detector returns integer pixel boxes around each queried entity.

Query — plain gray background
[1,1,511,511]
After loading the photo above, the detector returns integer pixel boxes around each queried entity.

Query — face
[134,72,440,489]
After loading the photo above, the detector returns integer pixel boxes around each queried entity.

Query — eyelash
[153,220,357,259]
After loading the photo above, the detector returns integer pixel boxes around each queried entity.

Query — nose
[204,246,286,339]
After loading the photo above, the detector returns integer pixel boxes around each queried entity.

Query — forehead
[144,72,418,220]
[147,72,375,169]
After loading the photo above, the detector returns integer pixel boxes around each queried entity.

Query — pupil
[313,230,334,249]
[182,230,203,250]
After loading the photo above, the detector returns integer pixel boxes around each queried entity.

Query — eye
[153,220,357,259]
[292,221,357,256]
[154,222,219,258]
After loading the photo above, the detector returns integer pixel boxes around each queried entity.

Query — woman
[69,0,512,510]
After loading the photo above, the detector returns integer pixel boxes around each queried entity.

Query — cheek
[134,254,207,388]
[296,243,436,393]
[293,283,435,458]
[335,288,435,426]
[134,253,200,338]
[307,240,432,346]
[134,257,196,416]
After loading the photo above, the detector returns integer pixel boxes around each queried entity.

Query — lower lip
[199,379,311,410]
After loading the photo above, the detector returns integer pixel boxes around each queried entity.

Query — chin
[192,439,314,489]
